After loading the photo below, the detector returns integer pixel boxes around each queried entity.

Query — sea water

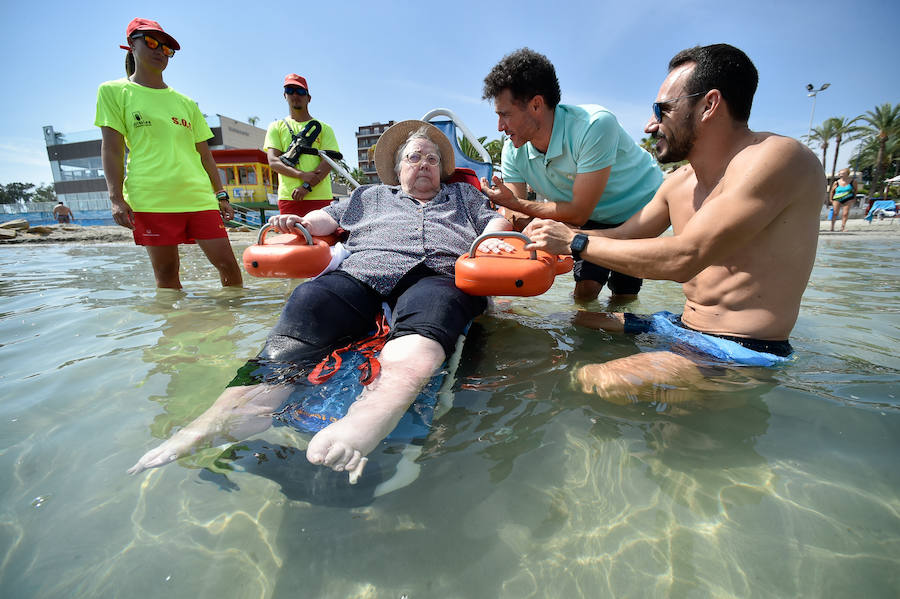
[0,235,898,598]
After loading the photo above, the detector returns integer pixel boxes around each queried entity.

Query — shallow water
[1,236,898,598]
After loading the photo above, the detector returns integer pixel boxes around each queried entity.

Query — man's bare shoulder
[734,132,821,176]
[726,132,824,196]
[659,163,695,193]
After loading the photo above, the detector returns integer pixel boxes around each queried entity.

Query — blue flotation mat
[270,331,465,443]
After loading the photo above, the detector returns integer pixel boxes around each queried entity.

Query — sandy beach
[0,223,261,245]
[2,219,897,245]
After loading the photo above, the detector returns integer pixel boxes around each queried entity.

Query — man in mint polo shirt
[265,74,340,216]
[481,48,663,301]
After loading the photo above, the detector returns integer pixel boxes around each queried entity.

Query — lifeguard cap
[119,18,180,51]
[284,74,309,91]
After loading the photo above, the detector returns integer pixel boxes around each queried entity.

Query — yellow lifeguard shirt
[95,78,217,213]
[264,118,339,202]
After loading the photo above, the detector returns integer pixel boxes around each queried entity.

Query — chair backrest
[446,167,482,191]
[428,119,493,183]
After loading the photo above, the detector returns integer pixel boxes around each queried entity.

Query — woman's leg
[146,245,182,289]
[830,201,840,231]
[197,237,243,287]
[840,202,851,232]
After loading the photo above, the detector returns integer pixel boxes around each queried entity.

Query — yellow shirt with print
[94,78,216,213]
[264,118,339,202]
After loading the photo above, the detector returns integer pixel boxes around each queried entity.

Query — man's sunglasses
[131,33,176,58]
[284,87,309,96]
[652,91,706,122]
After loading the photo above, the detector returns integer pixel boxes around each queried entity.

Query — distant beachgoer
[128,120,512,477]
[481,48,663,302]
[829,168,857,232]
[264,74,340,217]
[524,44,824,402]
[95,18,242,289]
[52,202,73,224]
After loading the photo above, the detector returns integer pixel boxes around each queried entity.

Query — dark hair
[668,44,758,122]
[125,50,135,77]
[482,48,561,109]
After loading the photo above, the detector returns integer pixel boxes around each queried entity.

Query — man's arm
[100,126,133,230]
[524,171,674,243]
[267,148,315,182]
[527,138,817,283]
[482,167,611,226]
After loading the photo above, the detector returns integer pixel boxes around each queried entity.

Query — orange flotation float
[242,223,333,279]
[455,232,573,296]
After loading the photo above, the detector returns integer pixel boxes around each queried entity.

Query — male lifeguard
[264,74,340,216]
[525,44,824,400]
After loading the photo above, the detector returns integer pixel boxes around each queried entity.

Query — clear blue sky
[2,0,896,186]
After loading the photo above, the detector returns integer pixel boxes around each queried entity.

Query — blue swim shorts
[623,311,793,367]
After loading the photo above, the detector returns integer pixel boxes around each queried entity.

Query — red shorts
[278,199,334,217]
[132,210,228,246]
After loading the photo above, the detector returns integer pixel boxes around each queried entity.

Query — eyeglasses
[404,152,440,166]
[131,34,176,57]
[652,91,707,122]
[284,87,308,96]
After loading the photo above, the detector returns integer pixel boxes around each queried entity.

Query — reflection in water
[1,238,899,598]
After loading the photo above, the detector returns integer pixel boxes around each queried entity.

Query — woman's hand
[474,238,516,254]
[110,199,135,230]
[268,213,310,234]
[218,200,235,222]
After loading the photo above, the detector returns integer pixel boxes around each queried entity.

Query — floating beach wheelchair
[242,108,573,297]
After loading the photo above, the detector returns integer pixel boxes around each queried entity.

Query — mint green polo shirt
[501,104,662,224]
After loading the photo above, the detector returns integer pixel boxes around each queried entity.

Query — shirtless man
[524,44,824,401]
[53,201,73,223]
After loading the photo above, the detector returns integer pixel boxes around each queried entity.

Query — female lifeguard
[95,18,242,289]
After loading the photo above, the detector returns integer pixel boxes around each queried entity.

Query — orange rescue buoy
[455,232,568,296]
[242,223,332,279]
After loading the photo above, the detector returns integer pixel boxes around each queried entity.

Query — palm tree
[248,116,260,127]
[824,116,866,179]
[350,167,368,186]
[484,139,504,167]
[861,103,900,197]
[808,119,839,169]
[458,135,488,161]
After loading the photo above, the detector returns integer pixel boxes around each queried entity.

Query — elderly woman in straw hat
[129,120,512,479]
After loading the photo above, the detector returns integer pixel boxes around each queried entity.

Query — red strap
[307,312,391,386]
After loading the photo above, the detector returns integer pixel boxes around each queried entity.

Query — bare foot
[305,334,445,478]
[128,429,206,474]
[128,384,289,475]
[305,398,403,474]
[574,351,707,404]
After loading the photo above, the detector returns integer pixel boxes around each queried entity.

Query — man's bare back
[663,133,823,339]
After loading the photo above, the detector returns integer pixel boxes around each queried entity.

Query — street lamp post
[806,82,831,141]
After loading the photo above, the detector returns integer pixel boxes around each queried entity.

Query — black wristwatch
[301,181,313,192]
[215,190,230,202]
[570,233,588,260]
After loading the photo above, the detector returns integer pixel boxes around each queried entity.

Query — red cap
[120,18,180,51]
[283,74,309,91]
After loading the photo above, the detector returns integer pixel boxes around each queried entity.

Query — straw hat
[374,120,455,185]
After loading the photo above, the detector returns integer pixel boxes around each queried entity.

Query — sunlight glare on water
[0,236,898,598]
